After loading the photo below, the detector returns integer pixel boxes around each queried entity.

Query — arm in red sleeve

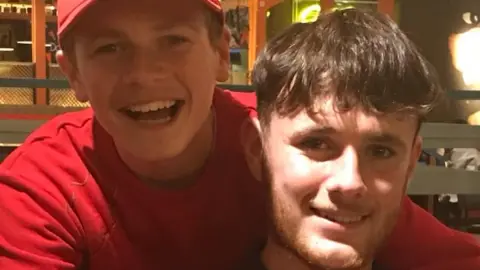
[413,256,480,270]
[376,197,480,270]
[0,171,84,269]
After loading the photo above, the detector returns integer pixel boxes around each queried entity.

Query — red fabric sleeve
[376,197,480,270]
[414,257,480,270]
[0,171,84,270]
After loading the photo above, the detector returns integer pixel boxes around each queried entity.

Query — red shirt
[0,89,265,270]
[0,89,479,270]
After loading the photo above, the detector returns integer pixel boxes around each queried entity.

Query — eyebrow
[85,22,199,41]
[152,21,199,33]
[291,126,408,149]
[291,126,337,138]
[85,29,124,41]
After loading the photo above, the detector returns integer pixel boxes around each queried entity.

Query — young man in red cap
[0,0,478,269]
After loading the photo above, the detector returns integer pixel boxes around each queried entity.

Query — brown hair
[252,9,444,128]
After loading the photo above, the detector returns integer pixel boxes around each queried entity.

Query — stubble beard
[262,160,402,270]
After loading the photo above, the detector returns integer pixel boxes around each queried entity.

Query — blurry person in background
[448,119,480,232]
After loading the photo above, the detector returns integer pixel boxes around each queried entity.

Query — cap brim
[204,0,222,12]
[58,0,97,38]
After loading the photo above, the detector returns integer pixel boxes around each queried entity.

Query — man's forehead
[80,0,205,23]
[73,1,204,37]
[263,110,415,153]
[267,106,417,139]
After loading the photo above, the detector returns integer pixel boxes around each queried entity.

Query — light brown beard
[262,158,403,270]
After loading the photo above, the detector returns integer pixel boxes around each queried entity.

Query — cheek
[184,72,215,121]
[177,47,217,82]
[174,52,217,104]
[267,145,320,201]
[77,64,117,103]
[371,166,410,210]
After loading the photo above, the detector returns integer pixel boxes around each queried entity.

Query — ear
[56,50,88,102]
[240,117,263,182]
[215,27,231,82]
[406,135,423,181]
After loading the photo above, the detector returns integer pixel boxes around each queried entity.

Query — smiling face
[260,98,421,269]
[57,0,229,162]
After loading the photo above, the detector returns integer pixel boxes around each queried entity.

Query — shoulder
[412,254,480,270]
[214,88,257,117]
[1,108,96,208]
[0,108,115,254]
[377,198,480,268]
[0,108,108,267]
[0,169,85,268]
[2,108,94,170]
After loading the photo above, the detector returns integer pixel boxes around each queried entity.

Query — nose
[324,146,367,198]
[123,48,172,85]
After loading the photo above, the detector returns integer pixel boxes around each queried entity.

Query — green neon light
[332,5,355,11]
[298,4,321,23]
[297,3,356,23]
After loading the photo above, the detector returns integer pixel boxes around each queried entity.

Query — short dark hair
[252,9,444,128]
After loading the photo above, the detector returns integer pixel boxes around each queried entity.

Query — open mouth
[120,100,184,123]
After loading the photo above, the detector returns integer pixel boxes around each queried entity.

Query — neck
[262,237,309,270]
[119,110,215,187]
[261,238,373,270]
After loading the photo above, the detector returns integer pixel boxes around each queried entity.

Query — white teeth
[321,213,363,224]
[127,100,176,113]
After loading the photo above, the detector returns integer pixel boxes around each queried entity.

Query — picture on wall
[225,6,249,48]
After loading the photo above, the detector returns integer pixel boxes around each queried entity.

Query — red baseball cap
[57,0,223,38]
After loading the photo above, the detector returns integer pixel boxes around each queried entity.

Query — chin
[136,145,185,161]
[297,235,367,269]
